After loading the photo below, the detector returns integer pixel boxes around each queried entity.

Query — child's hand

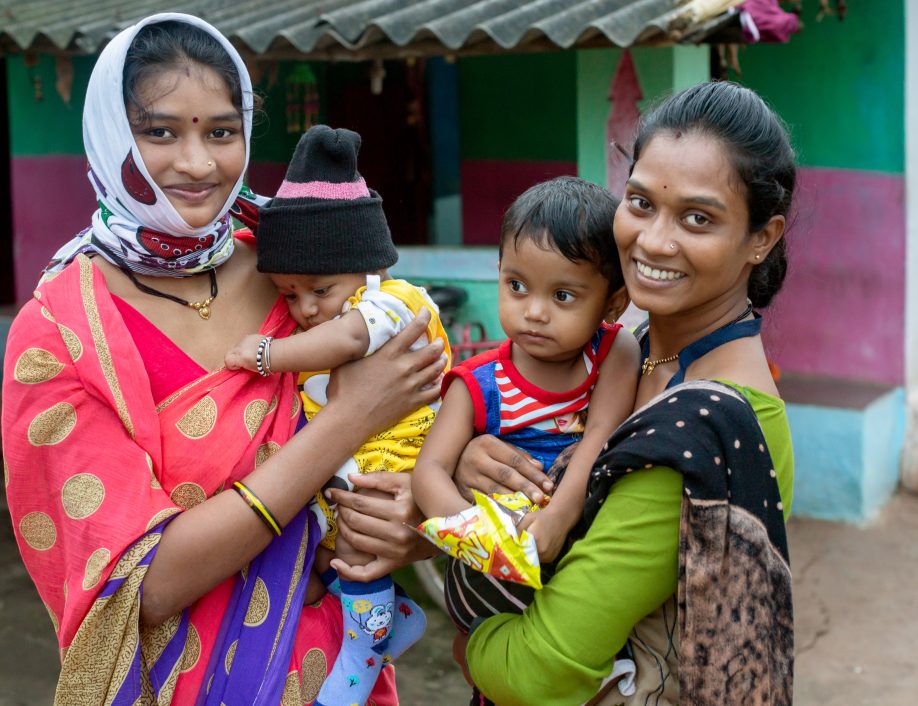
[518,507,573,564]
[225,333,265,372]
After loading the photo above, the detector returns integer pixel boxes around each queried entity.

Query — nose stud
[207,161,213,167]
[669,242,677,251]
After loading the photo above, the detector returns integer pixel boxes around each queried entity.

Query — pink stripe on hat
[275,177,370,200]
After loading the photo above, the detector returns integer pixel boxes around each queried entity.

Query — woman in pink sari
[1,13,443,704]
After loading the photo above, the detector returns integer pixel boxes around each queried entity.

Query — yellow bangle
[232,481,282,536]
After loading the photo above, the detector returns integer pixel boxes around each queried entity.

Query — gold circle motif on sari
[61,473,105,519]
[181,623,201,673]
[256,441,281,467]
[58,324,83,361]
[176,396,218,439]
[300,648,327,703]
[224,639,238,673]
[244,577,270,627]
[45,602,60,634]
[19,511,57,550]
[147,453,161,489]
[244,399,269,439]
[281,671,301,706]
[146,507,181,531]
[28,402,77,446]
[82,547,110,590]
[170,482,207,510]
[14,348,64,384]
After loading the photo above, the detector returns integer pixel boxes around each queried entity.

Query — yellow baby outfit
[300,275,451,548]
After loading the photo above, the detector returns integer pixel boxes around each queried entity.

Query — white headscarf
[46,13,267,277]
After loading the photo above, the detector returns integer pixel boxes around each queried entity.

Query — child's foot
[315,576,394,706]
[321,570,426,661]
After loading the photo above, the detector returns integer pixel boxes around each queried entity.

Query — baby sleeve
[350,276,432,355]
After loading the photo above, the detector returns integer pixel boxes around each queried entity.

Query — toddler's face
[270,272,368,330]
[498,238,614,364]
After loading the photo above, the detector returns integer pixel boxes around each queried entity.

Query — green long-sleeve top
[466,383,794,706]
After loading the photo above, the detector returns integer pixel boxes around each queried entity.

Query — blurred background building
[0,0,911,521]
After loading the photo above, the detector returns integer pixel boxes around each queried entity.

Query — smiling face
[129,63,245,228]
[614,131,760,319]
[270,272,368,330]
[498,236,615,365]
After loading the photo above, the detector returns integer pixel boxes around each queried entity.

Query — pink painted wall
[460,159,577,245]
[10,159,290,303]
[11,156,94,302]
[762,167,904,386]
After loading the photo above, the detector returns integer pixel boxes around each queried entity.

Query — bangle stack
[232,481,282,536]
[255,336,273,377]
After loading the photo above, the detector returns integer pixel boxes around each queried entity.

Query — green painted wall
[734,1,904,173]
[6,55,326,163]
[7,55,93,156]
[249,61,328,164]
[458,52,577,161]
[408,278,503,347]
[576,45,710,186]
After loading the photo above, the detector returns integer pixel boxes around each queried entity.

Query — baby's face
[270,272,368,330]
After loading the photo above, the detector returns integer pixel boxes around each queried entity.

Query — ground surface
[2,492,917,705]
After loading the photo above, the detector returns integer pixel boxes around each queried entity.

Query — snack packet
[416,490,543,589]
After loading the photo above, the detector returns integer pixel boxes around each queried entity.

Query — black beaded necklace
[118,265,218,320]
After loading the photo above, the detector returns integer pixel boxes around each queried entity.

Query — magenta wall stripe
[761,166,904,385]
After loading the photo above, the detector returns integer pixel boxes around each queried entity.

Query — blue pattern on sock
[316,576,395,706]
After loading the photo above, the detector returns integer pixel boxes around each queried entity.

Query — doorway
[325,60,432,246]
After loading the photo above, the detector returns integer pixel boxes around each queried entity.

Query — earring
[754,253,761,261]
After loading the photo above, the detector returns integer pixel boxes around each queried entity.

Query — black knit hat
[257,125,398,275]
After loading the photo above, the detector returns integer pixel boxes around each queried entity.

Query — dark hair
[499,176,624,293]
[123,20,255,127]
[632,81,796,308]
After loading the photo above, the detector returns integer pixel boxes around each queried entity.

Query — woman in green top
[454,82,797,705]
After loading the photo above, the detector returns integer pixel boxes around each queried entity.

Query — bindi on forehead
[192,116,198,123]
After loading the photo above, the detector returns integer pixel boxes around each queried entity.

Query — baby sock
[320,569,426,661]
[316,576,395,706]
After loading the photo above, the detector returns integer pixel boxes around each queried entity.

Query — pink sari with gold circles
[2,254,396,704]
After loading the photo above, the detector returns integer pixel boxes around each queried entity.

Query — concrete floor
[2,492,917,705]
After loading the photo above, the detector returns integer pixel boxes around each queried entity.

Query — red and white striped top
[496,350,597,434]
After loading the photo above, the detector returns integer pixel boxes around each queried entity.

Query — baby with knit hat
[225,125,449,706]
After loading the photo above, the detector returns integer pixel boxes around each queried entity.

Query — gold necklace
[641,301,755,377]
[641,353,679,376]
[120,266,219,320]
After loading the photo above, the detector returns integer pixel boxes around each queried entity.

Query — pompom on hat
[257,125,398,274]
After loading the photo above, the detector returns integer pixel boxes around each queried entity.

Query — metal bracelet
[255,336,273,377]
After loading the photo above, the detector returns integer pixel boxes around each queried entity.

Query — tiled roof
[0,0,744,58]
